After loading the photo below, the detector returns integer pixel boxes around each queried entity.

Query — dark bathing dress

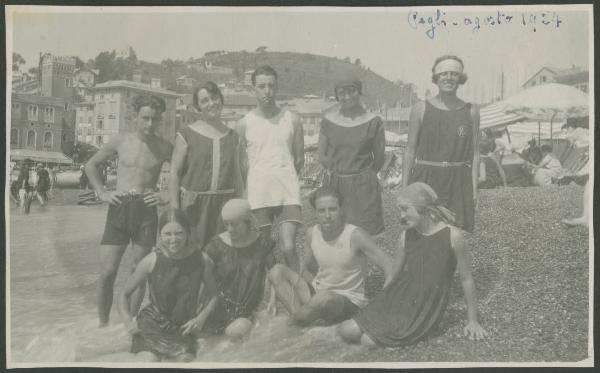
[353,227,457,346]
[132,250,205,359]
[409,101,475,232]
[319,115,386,235]
[204,233,275,333]
[178,126,241,249]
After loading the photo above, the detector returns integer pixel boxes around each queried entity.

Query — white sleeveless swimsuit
[244,110,301,209]
[311,224,368,307]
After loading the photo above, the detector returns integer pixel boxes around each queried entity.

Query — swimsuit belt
[415,159,471,168]
[180,186,235,196]
[329,168,373,178]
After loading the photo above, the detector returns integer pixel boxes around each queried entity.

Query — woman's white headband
[434,59,464,75]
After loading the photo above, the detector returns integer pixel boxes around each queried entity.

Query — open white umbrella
[501,83,589,141]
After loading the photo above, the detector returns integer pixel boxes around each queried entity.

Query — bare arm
[300,228,318,284]
[471,105,481,204]
[169,134,188,209]
[450,227,488,340]
[386,231,408,288]
[352,228,393,285]
[478,162,487,184]
[85,137,122,204]
[234,118,249,180]
[372,117,386,173]
[291,113,305,174]
[117,252,156,332]
[402,101,424,187]
[317,119,330,170]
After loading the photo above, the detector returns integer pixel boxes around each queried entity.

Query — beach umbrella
[501,83,589,142]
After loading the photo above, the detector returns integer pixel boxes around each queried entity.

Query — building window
[27,105,38,121]
[96,136,103,145]
[12,103,21,119]
[44,107,55,123]
[27,129,36,148]
[97,119,103,129]
[65,78,71,88]
[64,103,69,111]
[541,76,547,83]
[43,131,53,149]
[10,128,18,146]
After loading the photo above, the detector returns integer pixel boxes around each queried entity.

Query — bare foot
[562,217,588,227]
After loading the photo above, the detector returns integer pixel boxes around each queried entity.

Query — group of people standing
[11,162,53,213]
[84,55,487,362]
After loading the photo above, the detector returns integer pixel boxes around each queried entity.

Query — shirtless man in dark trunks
[85,94,173,327]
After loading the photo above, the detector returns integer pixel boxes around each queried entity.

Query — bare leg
[36,192,45,206]
[128,243,152,316]
[337,319,363,344]
[293,290,349,327]
[563,181,590,227]
[136,351,160,362]
[97,244,127,327]
[268,264,312,316]
[279,221,300,273]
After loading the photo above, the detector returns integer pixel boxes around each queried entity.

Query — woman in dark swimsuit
[402,55,480,233]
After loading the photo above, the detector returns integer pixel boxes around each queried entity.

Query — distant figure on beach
[403,55,480,233]
[203,199,276,339]
[337,182,488,346]
[86,94,173,327]
[16,162,34,213]
[117,208,218,362]
[170,81,244,249]
[478,140,507,189]
[235,65,304,272]
[318,76,386,235]
[269,187,392,327]
[79,165,89,190]
[531,144,563,186]
[35,163,51,206]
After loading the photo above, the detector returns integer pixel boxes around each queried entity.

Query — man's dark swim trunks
[100,193,158,247]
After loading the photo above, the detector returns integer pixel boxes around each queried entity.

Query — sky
[7,5,591,102]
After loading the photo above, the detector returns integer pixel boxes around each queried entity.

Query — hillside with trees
[79,48,417,108]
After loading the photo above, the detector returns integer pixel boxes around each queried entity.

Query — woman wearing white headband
[402,55,480,233]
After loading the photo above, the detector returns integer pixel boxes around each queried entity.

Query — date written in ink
[407,9,563,39]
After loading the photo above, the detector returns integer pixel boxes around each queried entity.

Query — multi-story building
[10,93,74,156]
[75,80,179,147]
[523,66,589,93]
[40,53,76,101]
[280,96,337,136]
[73,67,98,101]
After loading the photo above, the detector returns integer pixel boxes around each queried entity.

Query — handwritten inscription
[408,9,563,39]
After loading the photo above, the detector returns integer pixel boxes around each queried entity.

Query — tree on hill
[354,58,362,67]
[343,57,351,63]
[12,52,25,71]
[256,46,268,53]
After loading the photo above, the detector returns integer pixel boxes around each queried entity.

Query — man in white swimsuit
[268,187,392,326]
[235,65,305,272]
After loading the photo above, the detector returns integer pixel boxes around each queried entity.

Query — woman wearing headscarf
[337,182,487,346]
[318,76,386,235]
[170,81,245,249]
[402,55,480,233]
[203,199,276,339]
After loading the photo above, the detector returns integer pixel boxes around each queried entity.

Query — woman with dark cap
[318,75,386,235]
[170,81,245,249]
[402,55,480,233]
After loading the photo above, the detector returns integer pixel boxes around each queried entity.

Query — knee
[337,319,363,344]
[225,318,253,340]
[99,267,118,283]
[268,263,286,283]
